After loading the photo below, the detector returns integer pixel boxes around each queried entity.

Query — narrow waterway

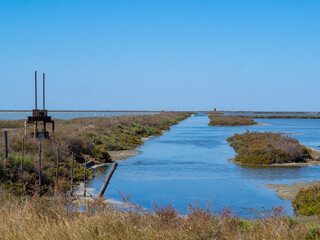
[87,113,320,217]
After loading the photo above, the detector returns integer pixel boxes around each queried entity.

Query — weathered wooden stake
[70,152,74,194]
[4,131,8,159]
[55,149,59,183]
[38,141,42,188]
[21,137,24,173]
[84,157,87,197]
[98,162,118,198]
[24,121,27,139]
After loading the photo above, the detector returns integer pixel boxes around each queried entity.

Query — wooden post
[38,141,42,188]
[84,157,87,197]
[24,121,27,139]
[21,137,24,173]
[70,152,74,194]
[98,162,118,198]
[34,123,37,139]
[4,131,8,159]
[55,149,59,183]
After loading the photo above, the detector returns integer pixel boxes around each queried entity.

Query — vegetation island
[208,114,257,126]
[227,132,313,165]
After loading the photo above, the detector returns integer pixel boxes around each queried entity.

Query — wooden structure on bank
[25,71,54,139]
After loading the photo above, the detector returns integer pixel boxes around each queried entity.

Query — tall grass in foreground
[0,191,318,240]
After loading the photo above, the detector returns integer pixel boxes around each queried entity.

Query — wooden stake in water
[70,152,74,194]
[98,162,118,198]
[21,137,24,173]
[38,141,42,188]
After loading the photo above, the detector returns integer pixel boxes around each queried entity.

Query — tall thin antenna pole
[35,71,37,109]
[43,73,45,110]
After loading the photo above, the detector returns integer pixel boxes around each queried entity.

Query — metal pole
[4,131,8,159]
[70,152,74,194]
[98,162,118,198]
[35,71,37,110]
[21,137,24,173]
[43,73,45,110]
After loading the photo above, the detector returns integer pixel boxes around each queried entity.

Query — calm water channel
[88,113,320,217]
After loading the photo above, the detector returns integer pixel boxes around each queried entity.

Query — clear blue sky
[1,0,319,111]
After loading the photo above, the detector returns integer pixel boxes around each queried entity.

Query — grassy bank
[227,132,311,164]
[0,191,319,240]
[0,112,192,195]
[208,114,257,126]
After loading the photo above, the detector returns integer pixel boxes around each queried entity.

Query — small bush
[93,144,112,163]
[305,227,320,240]
[293,185,320,217]
[10,155,32,168]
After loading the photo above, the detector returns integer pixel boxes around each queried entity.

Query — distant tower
[25,71,55,139]
[213,108,217,112]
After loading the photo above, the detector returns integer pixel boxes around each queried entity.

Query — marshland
[2,0,320,238]
[2,111,320,239]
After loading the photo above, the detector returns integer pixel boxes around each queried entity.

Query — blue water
[0,111,154,120]
[224,111,320,117]
[87,113,320,217]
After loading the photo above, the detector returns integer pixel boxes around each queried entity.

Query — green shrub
[93,144,112,163]
[305,226,320,240]
[293,185,320,217]
[10,155,32,168]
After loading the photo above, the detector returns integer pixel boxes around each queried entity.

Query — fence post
[38,141,42,189]
[4,131,8,159]
[24,121,27,139]
[21,137,24,173]
[84,157,87,197]
[55,149,59,183]
[70,152,74,194]
[98,162,118,198]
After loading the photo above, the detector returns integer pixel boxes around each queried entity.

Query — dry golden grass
[0,191,318,240]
